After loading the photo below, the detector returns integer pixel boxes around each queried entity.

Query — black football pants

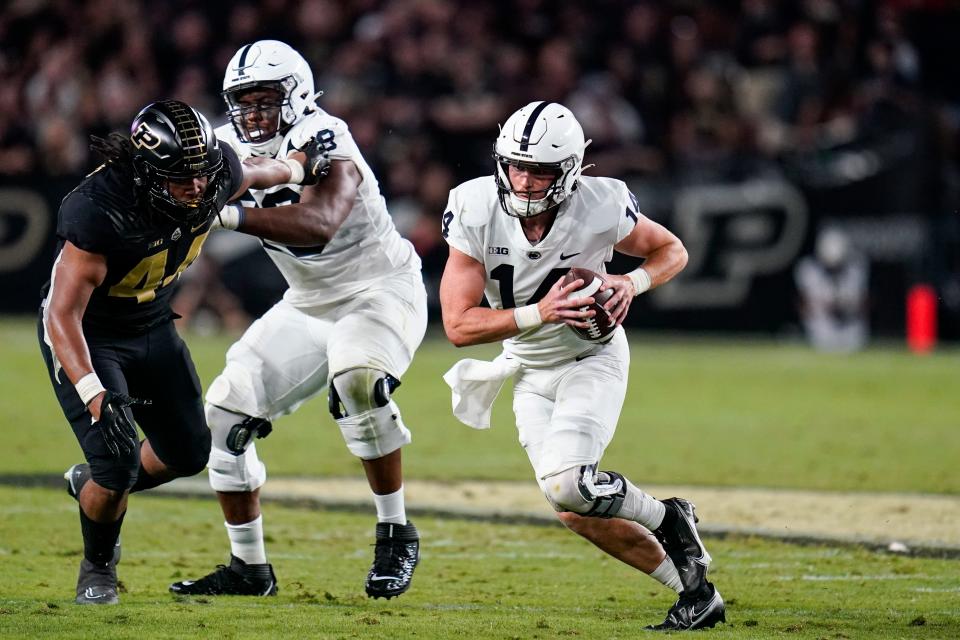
[38,314,211,492]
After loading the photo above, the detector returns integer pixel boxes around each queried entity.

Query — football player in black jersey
[38,99,328,605]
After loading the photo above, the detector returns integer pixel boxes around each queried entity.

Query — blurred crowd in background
[2,0,959,343]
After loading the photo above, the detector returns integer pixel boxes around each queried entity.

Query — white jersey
[442,175,640,366]
[215,109,420,306]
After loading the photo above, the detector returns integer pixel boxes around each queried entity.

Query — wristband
[283,158,305,184]
[75,372,106,407]
[216,203,245,231]
[627,267,652,296]
[513,304,543,331]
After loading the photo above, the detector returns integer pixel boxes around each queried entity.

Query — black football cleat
[169,555,277,596]
[365,521,420,599]
[646,582,726,631]
[65,463,122,565]
[654,497,712,595]
[75,558,119,605]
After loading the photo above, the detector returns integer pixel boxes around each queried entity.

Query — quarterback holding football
[439,101,724,631]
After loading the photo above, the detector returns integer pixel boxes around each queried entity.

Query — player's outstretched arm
[440,248,596,347]
[229,137,330,199]
[233,157,299,194]
[225,158,359,247]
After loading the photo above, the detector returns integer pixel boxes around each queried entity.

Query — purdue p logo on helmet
[129,100,224,224]
[494,101,591,218]
[131,122,162,152]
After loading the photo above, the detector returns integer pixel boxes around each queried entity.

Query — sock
[226,515,267,565]
[616,478,667,530]
[79,507,125,566]
[373,486,407,524]
[649,555,684,593]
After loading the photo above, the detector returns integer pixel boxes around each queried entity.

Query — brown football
[562,268,617,341]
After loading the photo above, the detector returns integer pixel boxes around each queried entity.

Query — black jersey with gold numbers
[42,145,243,335]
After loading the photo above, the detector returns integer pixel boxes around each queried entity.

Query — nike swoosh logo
[690,594,719,623]
[369,575,399,581]
[190,222,207,233]
[84,588,107,599]
[560,252,581,260]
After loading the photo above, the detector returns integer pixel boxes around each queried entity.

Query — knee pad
[163,427,212,478]
[543,464,626,518]
[206,404,267,493]
[205,362,260,418]
[89,453,139,493]
[329,368,410,460]
[82,427,139,493]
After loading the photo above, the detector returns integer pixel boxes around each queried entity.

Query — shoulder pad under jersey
[214,123,244,155]
[451,176,499,227]
[281,110,344,154]
[572,176,629,234]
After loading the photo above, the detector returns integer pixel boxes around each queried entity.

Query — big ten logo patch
[488,247,509,255]
[652,180,808,309]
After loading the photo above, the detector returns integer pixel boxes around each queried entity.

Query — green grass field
[3,317,958,492]
[1,316,958,638]
[1,487,958,640]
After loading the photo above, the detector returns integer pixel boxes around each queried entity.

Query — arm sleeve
[440,188,483,261]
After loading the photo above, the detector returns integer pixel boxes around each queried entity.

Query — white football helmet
[494,101,591,218]
[222,40,317,156]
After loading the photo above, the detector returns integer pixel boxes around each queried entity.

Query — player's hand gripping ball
[563,267,617,341]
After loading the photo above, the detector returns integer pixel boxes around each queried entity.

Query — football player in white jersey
[170,41,427,600]
[440,102,725,631]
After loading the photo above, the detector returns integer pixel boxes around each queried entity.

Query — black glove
[299,135,332,185]
[94,391,151,458]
